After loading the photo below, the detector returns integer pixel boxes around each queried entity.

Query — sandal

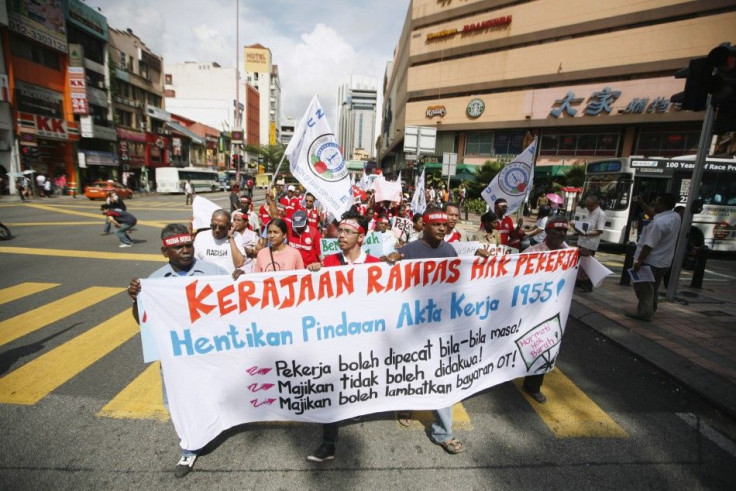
[436,438,465,454]
[397,411,412,427]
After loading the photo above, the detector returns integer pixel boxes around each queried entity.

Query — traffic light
[671,57,711,111]
[707,43,736,103]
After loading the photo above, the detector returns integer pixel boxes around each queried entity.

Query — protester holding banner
[571,195,606,292]
[386,206,466,454]
[520,216,570,403]
[305,210,381,462]
[127,223,231,478]
[193,209,244,274]
[254,218,305,272]
[495,198,526,249]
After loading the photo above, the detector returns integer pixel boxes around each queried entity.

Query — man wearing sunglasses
[192,209,245,273]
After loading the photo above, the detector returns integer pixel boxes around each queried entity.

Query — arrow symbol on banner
[247,383,274,392]
[250,398,277,407]
[246,366,272,376]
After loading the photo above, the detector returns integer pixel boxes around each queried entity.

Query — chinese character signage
[550,87,672,118]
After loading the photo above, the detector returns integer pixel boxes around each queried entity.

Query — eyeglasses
[211,224,229,230]
[337,228,359,236]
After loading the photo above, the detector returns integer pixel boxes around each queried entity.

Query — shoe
[307,444,335,462]
[174,454,197,478]
[525,389,547,404]
[625,312,652,322]
[119,243,132,248]
[100,232,110,236]
[398,411,412,427]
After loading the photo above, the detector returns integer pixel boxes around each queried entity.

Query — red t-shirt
[323,252,381,267]
[305,208,321,227]
[259,205,272,228]
[280,195,301,218]
[286,222,322,266]
[444,229,462,243]
[497,216,515,245]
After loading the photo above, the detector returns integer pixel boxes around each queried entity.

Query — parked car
[84,180,133,200]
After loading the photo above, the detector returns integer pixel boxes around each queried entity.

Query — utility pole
[234,0,242,186]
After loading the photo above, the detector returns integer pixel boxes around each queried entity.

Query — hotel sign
[427,15,512,41]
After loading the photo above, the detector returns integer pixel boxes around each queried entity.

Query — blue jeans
[430,406,453,443]
[116,223,134,245]
[103,220,111,234]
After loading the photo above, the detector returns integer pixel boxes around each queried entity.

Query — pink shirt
[254,245,304,272]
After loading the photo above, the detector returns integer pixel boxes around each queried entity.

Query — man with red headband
[495,198,525,248]
[127,223,230,478]
[519,216,570,404]
[386,205,466,455]
[306,210,381,463]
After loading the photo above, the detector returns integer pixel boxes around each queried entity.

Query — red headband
[545,220,569,231]
[163,233,192,247]
[377,217,389,224]
[423,212,448,223]
[340,219,366,234]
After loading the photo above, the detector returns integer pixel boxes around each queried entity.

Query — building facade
[379,0,736,182]
[244,44,281,146]
[336,75,378,160]
[108,27,165,190]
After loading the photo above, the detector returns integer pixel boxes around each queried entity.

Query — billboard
[8,0,68,53]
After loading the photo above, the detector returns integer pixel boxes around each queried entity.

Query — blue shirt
[399,239,458,260]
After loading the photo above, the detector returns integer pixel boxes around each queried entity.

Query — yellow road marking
[4,221,101,226]
[23,203,167,228]
[514,368,628,438]
[0,282,59,305]
[98,361,169,421]
[0,246,164,262]
[0,310,139,405]
[395,403,472,430]
[0,286,124,347]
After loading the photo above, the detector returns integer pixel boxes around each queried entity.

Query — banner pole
[269,153,288,190]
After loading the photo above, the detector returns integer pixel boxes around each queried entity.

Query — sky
[88,0,410,131]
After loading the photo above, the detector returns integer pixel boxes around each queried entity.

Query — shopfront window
[9,34,61,70]
[635,129,699,157]
[540,131,619,156]
[493,132,525,155]
[465,131,493,156]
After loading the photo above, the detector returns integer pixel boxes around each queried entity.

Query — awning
[83,150,119,167]
[421,162,478,175]
[166,121,206,145]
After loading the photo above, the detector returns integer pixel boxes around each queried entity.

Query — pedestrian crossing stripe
[0,310,139,405]
[514,368,628,438]
[98,361,169,421]
[0,282,59,305]
[22,203,168,228]
[0,247,164,262]
[0,286,125,347]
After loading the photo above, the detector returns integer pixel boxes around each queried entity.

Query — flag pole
[269,153,288,190]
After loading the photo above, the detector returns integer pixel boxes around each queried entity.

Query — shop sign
[466,98,485,118]
[17,112,78,141]
[549,87,671,118]
[425,105,447,118]
[427,14,512,41]
[15,81,63,118]
[68,67,89,115]
[7,0,68,53]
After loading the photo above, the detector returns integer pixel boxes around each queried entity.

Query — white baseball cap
[287,185,296,191]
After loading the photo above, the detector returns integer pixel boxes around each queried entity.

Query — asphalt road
[1,192,735,489]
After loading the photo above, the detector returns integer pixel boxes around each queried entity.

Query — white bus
[155,167,219,194]
[575,156,736,251]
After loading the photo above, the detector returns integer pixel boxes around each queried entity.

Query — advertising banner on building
[139,252,579,450]
[68,67,89,115]
[8,0,68,53]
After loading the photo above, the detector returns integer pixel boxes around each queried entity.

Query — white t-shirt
[193,231,243,273]
[235,229,259,273]
[635,209,681,268]
[577,206,606,251]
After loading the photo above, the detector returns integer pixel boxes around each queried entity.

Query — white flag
[481,138,536,214]
[411,168,427,215]
[396,171,402,188]
[284,95,352,220]
[357,171,370,191]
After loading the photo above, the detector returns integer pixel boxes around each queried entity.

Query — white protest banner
[580,256,613,287]
[392,216,413,240]
[284,95,352,220]
[481,138,536,214]
[450,242,517,257]
[192,195,221,231]
[320,232,396,258]
[411,168,427,215]
[372,176,402,203]
[139,250,579,451]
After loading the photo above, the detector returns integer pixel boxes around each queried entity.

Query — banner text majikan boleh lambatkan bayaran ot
[139,251,579,450]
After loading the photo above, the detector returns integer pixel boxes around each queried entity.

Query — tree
[467,161,505,198]
[243,144,286,174]
[560,165,585,187]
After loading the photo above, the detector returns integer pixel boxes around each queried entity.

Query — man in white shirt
[573,195,606,292]
[627,193,681,321]
[192,209,244,273]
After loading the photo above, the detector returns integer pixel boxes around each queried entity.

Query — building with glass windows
[378,0,735,183]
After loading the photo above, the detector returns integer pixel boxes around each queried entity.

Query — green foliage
[243,144,285,173]
[467,161,505,199]
[464,197,488,214]
[560,165,585,187]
